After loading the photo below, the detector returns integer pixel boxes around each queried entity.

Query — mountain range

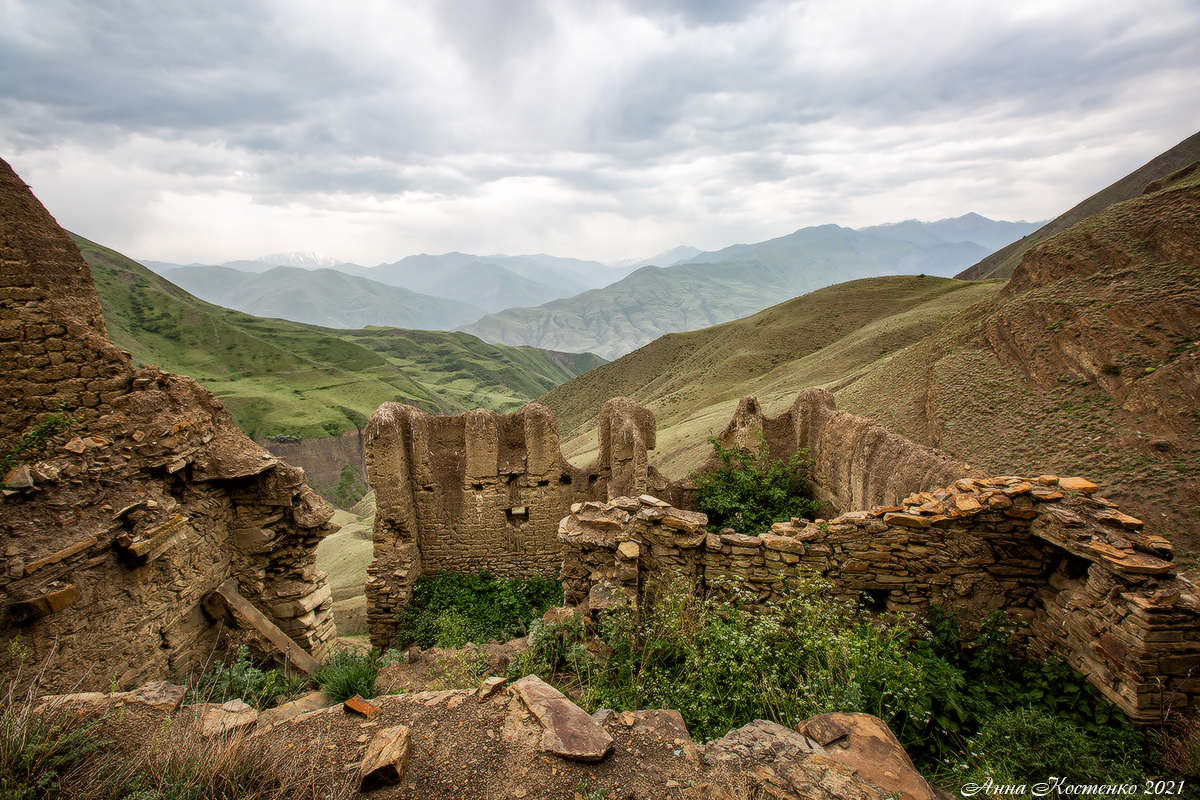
[143,213,1041,359]
[458,215,1039,359]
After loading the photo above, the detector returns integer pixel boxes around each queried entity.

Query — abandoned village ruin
[3,153,1199,731]
[364,390,1200,725]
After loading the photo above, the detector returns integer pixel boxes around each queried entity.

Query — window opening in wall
[559,474,572,485]
[588,474,599,484]
[506,506,529,522]
[471,483,484,491]
[862,589,889,613]
[536,480,549,487]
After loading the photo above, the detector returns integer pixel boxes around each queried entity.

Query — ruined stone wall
[363,388,981,648]
[0,159,336,691]
[708,391,980,515]
[560,476,1197,724]
[363,397,690,648]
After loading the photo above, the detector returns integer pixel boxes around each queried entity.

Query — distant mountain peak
[247,251,342,269]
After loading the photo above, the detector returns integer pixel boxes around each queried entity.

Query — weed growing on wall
[397,571,563,648]
[0,407,78,476]
[693,433,819,534]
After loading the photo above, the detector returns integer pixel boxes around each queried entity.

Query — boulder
[123,680,187,712]
[511,675,613,762]
[198,699,258,738]
[359,725,412,791]
[802,712,937,800]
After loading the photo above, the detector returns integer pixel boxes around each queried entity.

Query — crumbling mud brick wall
[0,158,337,692]
[560,476,1198,724]
[363,397,690,648]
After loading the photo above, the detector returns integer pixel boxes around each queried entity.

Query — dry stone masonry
[558,473,1197,724]
[0,158,337,691]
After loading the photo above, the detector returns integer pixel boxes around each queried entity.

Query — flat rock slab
[511,675,613,762]
[360,725,412,791]
[805,711,936,800]
[704,719,823,766]
[124,680,188,712]
[344,695,382,718]
[199,699,258,738]
[478,676,507,702]
[255,690,332,732]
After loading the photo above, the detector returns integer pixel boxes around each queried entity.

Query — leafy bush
[966,708,1119,783]
[315,650,386,702]
[694,433,819,534]
[397,571,563,649]
[511,573,1154,779]
[188,645,307,711]
[539,573,930,742]
[904,608,1152,775]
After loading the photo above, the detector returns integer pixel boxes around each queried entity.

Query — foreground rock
[42,682,923,799]
[359,725,412,791]
[511,674,614,762]
[804,712,937,800]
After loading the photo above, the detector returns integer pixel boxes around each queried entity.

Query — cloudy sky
[2,0,1198,267]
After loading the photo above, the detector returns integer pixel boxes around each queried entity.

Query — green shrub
[694,433,819,534]
[510,574,1152,778]
[315,650,385,702]
[541,572,931,742]
[397,571,563,649]
[188,645,307,711]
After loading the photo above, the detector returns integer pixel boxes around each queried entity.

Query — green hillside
[956,130,1200,281]
[541,275,1001,471]
[77,234,604,441]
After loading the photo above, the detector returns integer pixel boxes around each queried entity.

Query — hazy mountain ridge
[77,234,604,444]
[459,216,1035,359]
[161,265,487,330]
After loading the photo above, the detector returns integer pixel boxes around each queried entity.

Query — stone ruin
[363,396,692,646]
[0,158,337,691]
[367,393,1200,724]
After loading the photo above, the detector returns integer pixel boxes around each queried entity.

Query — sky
[2,0,1198,267]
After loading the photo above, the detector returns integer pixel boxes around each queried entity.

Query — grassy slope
[541,172,1200,564]
[78,234,604,440]
[956,131,1200,281]
[541,275,1001,470]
